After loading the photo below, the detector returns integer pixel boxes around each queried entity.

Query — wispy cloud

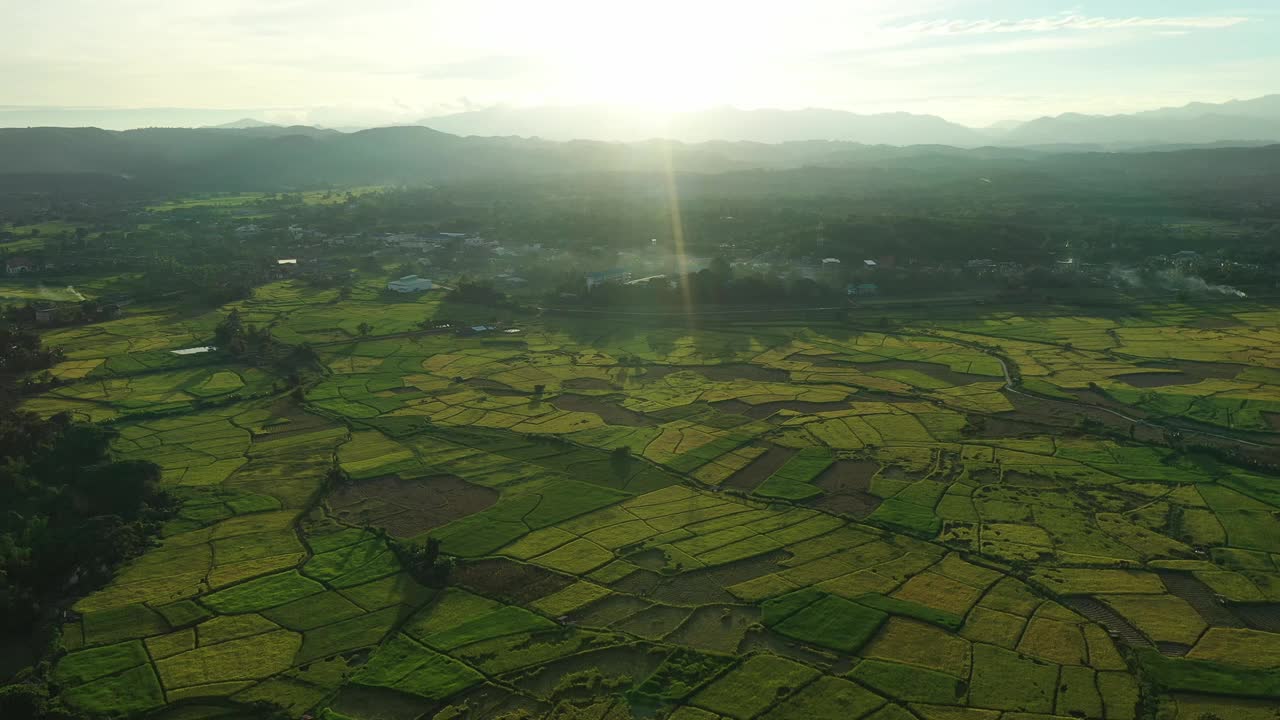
[892,13,1248,36]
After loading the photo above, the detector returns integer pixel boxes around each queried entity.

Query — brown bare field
[563,378,617,391]
[712,399,850,419]
[465,378,525,395]
[809,357,992,386]
[328,475,498,538]
[809,460,882,517]
[452,557,576,605]
[1115,372,1199,388]
[724,446,798,491]
[553,394,656,426]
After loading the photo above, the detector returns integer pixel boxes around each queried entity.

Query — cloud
[418,56,546,81]
[892,13,1248,36]
[871,34,1112,67]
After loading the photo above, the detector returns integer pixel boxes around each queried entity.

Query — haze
[4,0,1279,129]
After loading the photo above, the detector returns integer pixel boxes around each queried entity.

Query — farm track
[1062,597,1152,649]
[1157,571,1245,628]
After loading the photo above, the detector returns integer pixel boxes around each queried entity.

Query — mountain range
[2,95,1277,148]
[414,95,1280,148]
[2,123,1278,200]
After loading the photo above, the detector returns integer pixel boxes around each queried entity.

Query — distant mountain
[418,105,988,146]
[1002,95,1280,146]
[205,118,277,129]
[2,124,1277,199]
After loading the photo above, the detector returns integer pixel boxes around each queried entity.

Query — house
[34,303,56,326]
[862,259,878,269]
[585,268,631,289]
[387,275,433,293]
[847,283,879,297]
[6,257,35,274]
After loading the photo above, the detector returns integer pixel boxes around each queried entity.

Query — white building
[387,275,433,293]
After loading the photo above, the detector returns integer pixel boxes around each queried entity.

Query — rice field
[29,286,1280,719]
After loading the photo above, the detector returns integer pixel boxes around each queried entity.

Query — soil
[1062,597,1151,649]
[647,550,793,606]
[807,460,882,518]
[664,605,761,654]
[807,356,993,387]
[567,595,652,627]
[1153,360,1246,380]
[464,378,525,396]
[1190,316,1245,329]
[693,364,791,383]
[1115,372,1200,388]
[503,645,667,701]
[563,378,618,391]
[723,446,798,492]
[452,557,576,605]
[737,627,839,668]
[712,399,850,420]
[552,394,656,426]
[329,685,437,720]
[1157,570,1246,628]
[1232,604,1280,633]
[328,475,498,538]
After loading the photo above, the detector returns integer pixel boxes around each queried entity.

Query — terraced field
[23,282,1280,720]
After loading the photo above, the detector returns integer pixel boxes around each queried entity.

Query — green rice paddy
[22,279,1280,719]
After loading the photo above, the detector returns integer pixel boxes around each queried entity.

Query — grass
[201,570,325,613]
[1101,594,1206,646]
[758,676,885,719]
[419,605,556,651]
[633,648,735,701]
[195,613,280,645]
[263,591,367,631]
[352,633,484,700]
[532,538,615,574]
[967,643,1059,713]
[55,640,149,686]
[62,664,165,715]
[1137,647,1280,697]
[295,605,405,663]
[1186,627,1280,668]
[772,594,888,653]
[530,581,612,616]
[848,659,966,704]
[338,572,435,612]
[156,630,302,688]
[754,448,833,501]
[81,602,170,646]
[862,617,971,676]
[37,287,1280,718]
[692,654,822,720]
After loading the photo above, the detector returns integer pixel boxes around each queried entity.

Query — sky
[2,0,1277,128]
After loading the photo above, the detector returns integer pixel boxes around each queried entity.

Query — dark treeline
[0,329,170,718]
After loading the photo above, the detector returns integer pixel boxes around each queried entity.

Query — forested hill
[1,125,1279,197]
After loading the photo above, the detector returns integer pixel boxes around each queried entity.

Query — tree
[710,255,732,281]
[357,321,373,337]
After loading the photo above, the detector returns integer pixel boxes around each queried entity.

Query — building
[6,257,34,274]
[386,275,433,293]
[34,303,56,325]
[848,283,879,297]
[585,268,631,289]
